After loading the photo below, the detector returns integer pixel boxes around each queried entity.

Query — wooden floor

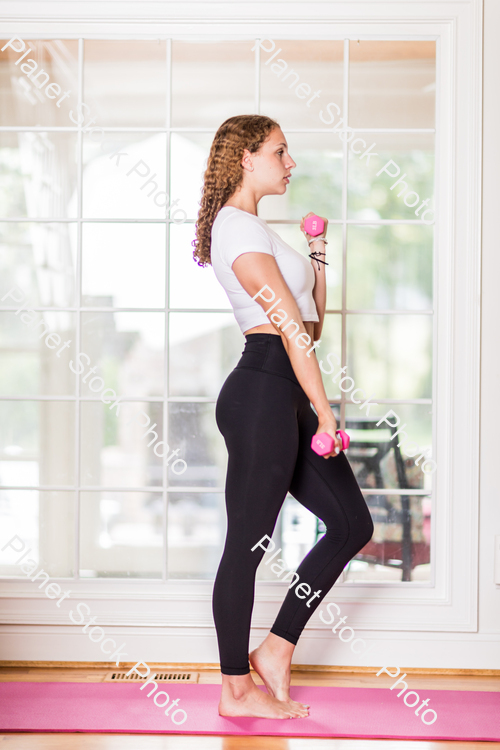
[1,665,499,749]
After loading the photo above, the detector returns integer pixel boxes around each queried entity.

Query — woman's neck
[223,193,259,216]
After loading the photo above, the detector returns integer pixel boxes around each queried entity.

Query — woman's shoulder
[211,206,275,267]
[212,206,270,239]
[215,206,264,224]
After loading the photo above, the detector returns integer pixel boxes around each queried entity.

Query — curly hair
[191,114,280,267]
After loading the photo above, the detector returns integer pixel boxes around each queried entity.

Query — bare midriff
[243,320,315,341]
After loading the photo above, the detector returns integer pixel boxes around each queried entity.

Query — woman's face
[244,127,296,197]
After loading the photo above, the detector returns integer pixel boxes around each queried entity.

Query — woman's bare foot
[219,672,309,719]
[249,633,310,711]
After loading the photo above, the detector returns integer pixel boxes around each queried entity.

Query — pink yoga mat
[0,682,498,741]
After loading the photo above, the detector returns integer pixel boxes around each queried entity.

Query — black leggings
[213,334,374,675]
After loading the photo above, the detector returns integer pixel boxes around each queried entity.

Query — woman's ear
[241,148,254,172]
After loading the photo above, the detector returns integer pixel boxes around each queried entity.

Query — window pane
[256,489,431,584]
[347,224,433,310]
[169,132,212,222]
[0,222,76,307]
[348,132,434,221]
[80,401,166,488]
[256,494,318,582]
[80,312,165,398]
[325,225,343,310]
[259,132,343,221]
[344,494,431,583]
[349,41,436,129]
[260,40,344,130]
[169,224,232,310]
[0,39,78,127]
[0,490,75,577]
[0,310,76,396]
[169,313,241,398]
[346,314,432,399]
[80,490,163,577]
[167,492,226,579]
[82,223,166,308]
[0,401,75,485]
[83,132,168,219]
[168,403,226,488]
[172,42,254,128]
[345,402,434,492]
[0,131,78,219]
[83,41,168,127]
[313,315,342,400]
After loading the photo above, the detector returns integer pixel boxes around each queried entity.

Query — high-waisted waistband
[235,333,301,387]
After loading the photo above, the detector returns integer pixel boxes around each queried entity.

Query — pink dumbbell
[304,215,325,237]
[311,430,350,456]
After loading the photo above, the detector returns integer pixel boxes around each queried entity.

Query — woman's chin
[265,184,288,196]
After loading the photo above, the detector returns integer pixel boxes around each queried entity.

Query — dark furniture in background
[315,415,430,581]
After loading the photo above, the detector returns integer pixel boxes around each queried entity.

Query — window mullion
[73,36,85,583]
[340,37,349,433]
[163,37,173,583]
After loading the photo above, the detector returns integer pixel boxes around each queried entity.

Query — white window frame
[0,0,482,665]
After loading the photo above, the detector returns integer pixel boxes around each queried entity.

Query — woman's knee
[348,492,375,549]
[220,538,268,575]
[356,509,375,551]
[323,509,373,555]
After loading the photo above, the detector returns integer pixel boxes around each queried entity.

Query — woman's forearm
[281,329,334,423]
[310,238,327,341]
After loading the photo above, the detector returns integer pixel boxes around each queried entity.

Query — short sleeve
[216,211,274,268]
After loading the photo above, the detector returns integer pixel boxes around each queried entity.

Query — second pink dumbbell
[304,214,325,237]
[311,430,350,456]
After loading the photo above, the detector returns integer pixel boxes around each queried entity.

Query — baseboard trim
[1,660,499,676]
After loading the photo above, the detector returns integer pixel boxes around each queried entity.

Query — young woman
[192,114,374,720]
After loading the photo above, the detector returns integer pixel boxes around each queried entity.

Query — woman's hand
[300,212,328,242]
[315,416,343,459]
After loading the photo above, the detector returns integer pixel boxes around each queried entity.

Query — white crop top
[211,206,319,334]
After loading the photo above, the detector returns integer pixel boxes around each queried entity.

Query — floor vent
[105,671,198,683]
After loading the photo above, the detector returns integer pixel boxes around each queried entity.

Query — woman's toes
[290,707,309,718]
[289,699,309,710]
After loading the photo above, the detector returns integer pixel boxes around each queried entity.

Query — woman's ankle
[221,672,254,700]
[260,632,295,658]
